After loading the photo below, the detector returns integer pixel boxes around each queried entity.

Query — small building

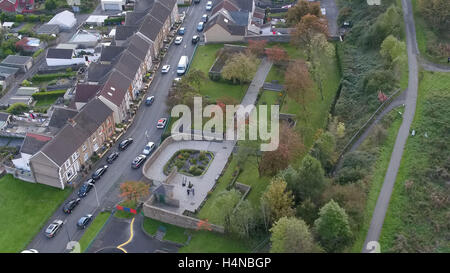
[47,10,77,31]
[2,22,15,29]
[85,15,109,26]
[36,24,60,35]
[1,55,33,72]
[12,133,52,172]
[45,48,85,66]
[15,37,45,53]
[101,0,125,11]
[68,30,100,48]
[0,112,12,130]
[0,65,19,89]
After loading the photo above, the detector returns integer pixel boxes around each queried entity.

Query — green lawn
[379,72,450,252]
[350,107,403,252]
[114,200,137,219]
[411,0,450,66]
[78,212,111,253]
[0,175,72,253]
[142,217,188,244]
[190,44,249,103]
[179,230,251,253]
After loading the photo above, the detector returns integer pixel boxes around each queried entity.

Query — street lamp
[88,182,100,208]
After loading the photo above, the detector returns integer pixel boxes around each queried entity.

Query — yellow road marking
[116,217,135,253]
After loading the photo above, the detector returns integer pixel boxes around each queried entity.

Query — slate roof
[87,63,114,83]
[74,84,102,104]
[149,2,171,24]
[99,45,125,63]
[134,0,155,12]
[46,48,73,59]
[1,55,33,65]
[125,11,147,26]
[0,112,10,122]
[127,34,151,61]
[41,98,113,166]
[99,70,132,107]
[115,25,138,41]
[0,65,19,76]
[48,107,78,130]
[115,51,141,80]
[36,24,60,35]
[205,13,246,36]
[138,15,163,42]
[20,133,52,155]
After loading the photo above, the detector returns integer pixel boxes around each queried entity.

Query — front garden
[163,150,214,177]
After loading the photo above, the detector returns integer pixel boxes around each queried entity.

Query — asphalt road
[26,3,206,253]
[362,0,419,253]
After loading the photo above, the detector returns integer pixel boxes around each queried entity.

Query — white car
[206,1,212,11]
[21,249,39,253]
[321,8,326,15]
[142,142,156,155]
[157,118,167,129]
[161,65,171,74]
[174,36,183,45]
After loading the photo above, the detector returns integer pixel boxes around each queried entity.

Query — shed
[1,55,33,72]
[47,10,77,31]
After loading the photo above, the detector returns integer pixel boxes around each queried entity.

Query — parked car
[161,65,171,73]
[106,151,119,164]
[194,0,200,3]
[92,165,108,180]
[145,96,155,106]
[119,137,133,150]
[77,214,93,229]
[21,249,39,253]
[178,27,185,35]
[156,118,167,129]
[197,22,204,32]
[206,1,212,10]
[63,198,81,214]
[321,8,326,15]
[142,142,156,155]
[174,36,183,45]
[192,35,200,44]
[201,14,208,23]
[78,182,93,197]
[131,154,147,169]
[45,220,63,238]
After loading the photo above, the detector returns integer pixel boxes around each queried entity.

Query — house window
[93,143,99,152]
[84,153,88,162]
[66,167,74,180]
[82,144,87,151]
[64,159,71,169]
[72,152,79,161]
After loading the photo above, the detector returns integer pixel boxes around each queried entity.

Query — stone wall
[143,196,225,233]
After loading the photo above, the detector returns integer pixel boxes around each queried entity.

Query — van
[177,55,189,75]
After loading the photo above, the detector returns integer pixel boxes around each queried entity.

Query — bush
[6,103,29,115]
[31,90,66,100]
[31,72,76,83]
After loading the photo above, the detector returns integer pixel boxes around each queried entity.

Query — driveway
[25,4,206,253]
[320,0,339,37]
[87,214,179,253]
[362,0,419,253]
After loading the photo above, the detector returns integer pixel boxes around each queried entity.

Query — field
[142,217,188,245]
[380,72,450,252]
[0,175,71,253]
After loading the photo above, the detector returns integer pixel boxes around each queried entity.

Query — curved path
[362,0,419,253]
[419,57,450,73]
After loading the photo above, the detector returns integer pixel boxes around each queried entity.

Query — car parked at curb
[145,96,155,106]
[142,142,156,155]
[206,1,212,10]
[92,165,108,180]
[77,214,93,229]
[178,27,185,35]
[161,65,171,74]
[197,22,204,32]
[201,14,208,23]
[174,36,183,45]
[63,198,81,214]
[78,182,93,197]
[192,35,200,44]
[106,151,119,164]
[45,220,63,238]
[119,138,133,150]
[156,118,167,129]
[131,154,147,169]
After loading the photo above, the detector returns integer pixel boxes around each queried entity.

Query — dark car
[201,14,208,23]
[77,214,93,229]
[106,151,119,164]
[131,154,147,169]
[145,96,155,106]
[119,137,133,150]
[78,182,93,197]
[192,35,200,44]
[63,198,81,214]
[44,220,63,238]
[92,165,108,180]
[194,0,200,3]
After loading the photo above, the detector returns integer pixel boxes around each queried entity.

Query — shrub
[31,90,66,100]
[31,72,76,83]
[6,103,29,115]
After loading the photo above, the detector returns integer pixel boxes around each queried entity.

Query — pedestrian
[192,188,195,196]
[187,189,190,195]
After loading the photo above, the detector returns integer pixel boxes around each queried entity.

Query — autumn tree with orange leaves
[291,14,328,61]
[259,123,304,176]
[119,181,150,203]
[247,40,268,57]
[265,45,289,65]
[284,59,314,117]
[286,0,321,26]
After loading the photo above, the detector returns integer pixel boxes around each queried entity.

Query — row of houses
[10,0,180,189]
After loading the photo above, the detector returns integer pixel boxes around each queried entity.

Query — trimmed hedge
[31,89,66,100]
[31,72,76,83]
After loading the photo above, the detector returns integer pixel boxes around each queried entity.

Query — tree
[261,177,295,229]
[270,216,318,253]
[296,198,319,226]
[6,103,29,115]
[291,14,329,60]
[45,0,57,11]
[364,5,403,48]
[119,181,150,203]
[230,199,257,238]
[418,0,450,33]
[247,40,267,57]
[210,189,242,232]
[314,200,353,252]
[310,130,336,173]
[221,52,259,85]
[310,33,335,100]
[294,154,327,204]
[265,45,289,65]
[259,123,304,176]
[286,0,321,26]
[184,68,206,90]
[284,59,314,116]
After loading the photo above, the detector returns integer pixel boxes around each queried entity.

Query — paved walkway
[419,57,450,73]
[144,140,235,214]
[362,0,419,252]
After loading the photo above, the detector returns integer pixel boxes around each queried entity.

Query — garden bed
[163,149,214,177]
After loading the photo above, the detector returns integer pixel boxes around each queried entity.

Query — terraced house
[29,99,115,189]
